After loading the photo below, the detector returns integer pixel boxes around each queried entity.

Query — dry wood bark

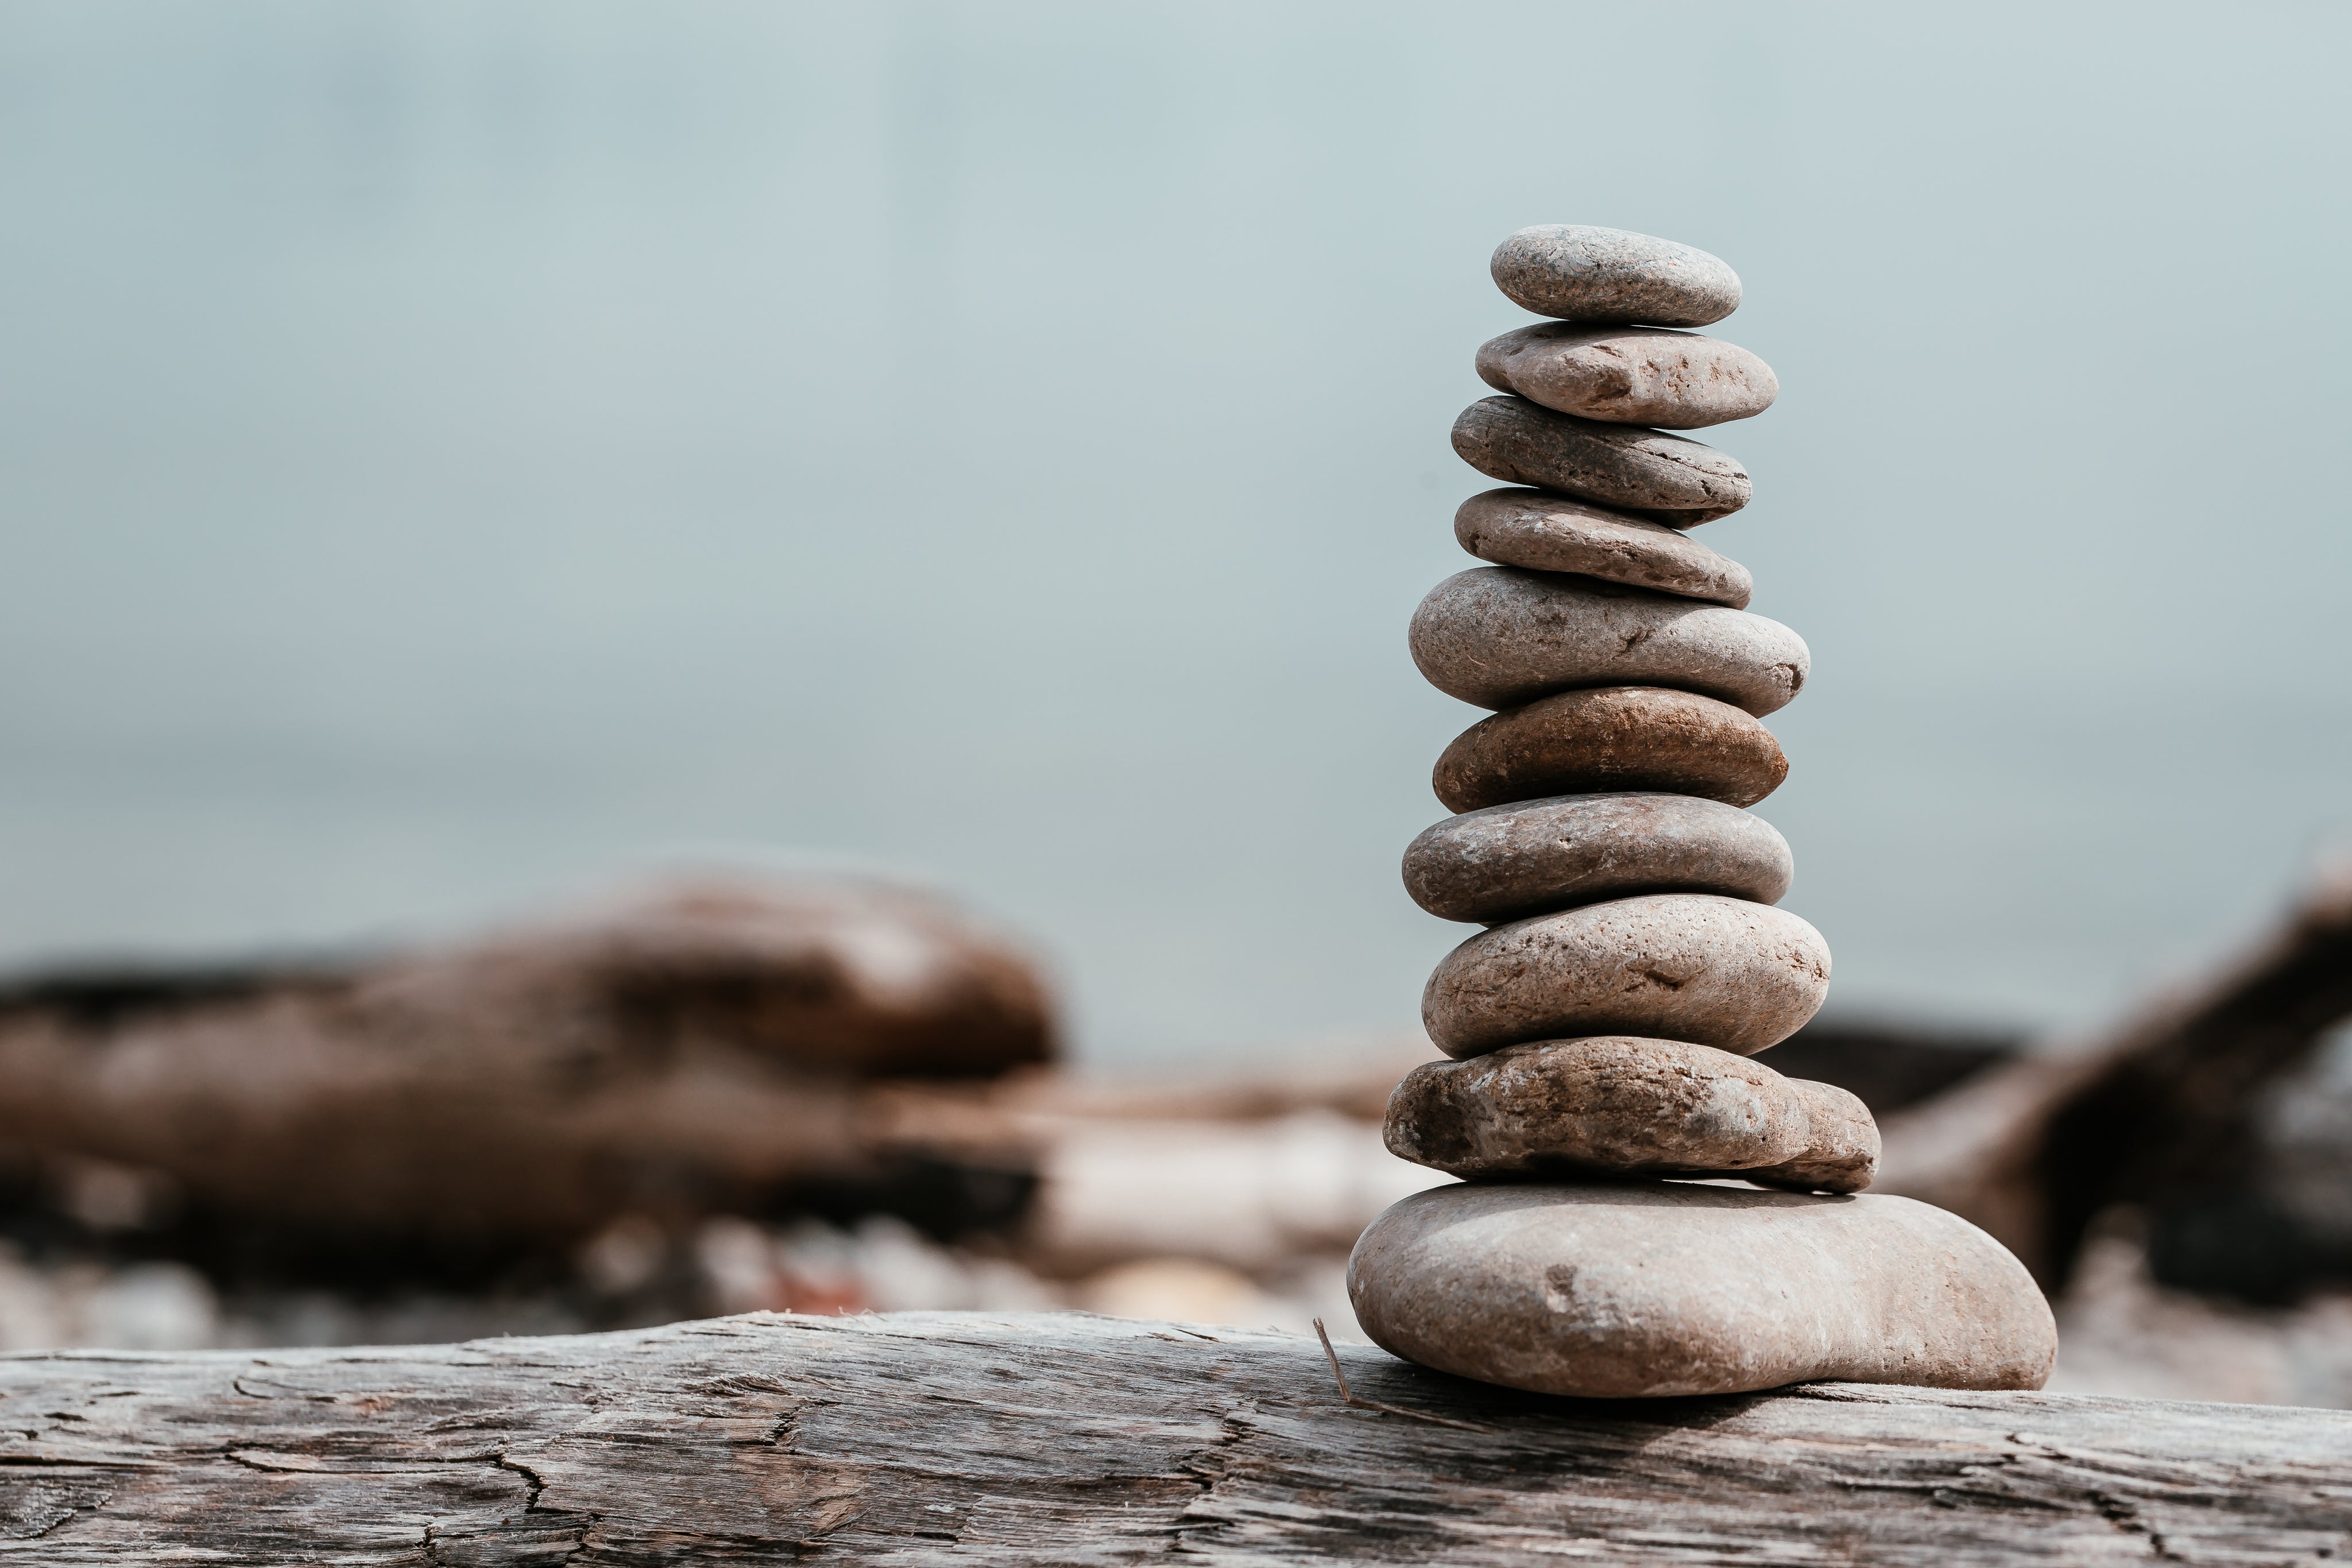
[0,1310,2345,1563]
[1880,866,2352,1287]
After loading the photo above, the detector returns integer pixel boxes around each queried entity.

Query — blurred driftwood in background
[1882,868,2352,1295]
[0,880,1053,1241]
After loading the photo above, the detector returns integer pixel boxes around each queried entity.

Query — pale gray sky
[2,2,2346,1065]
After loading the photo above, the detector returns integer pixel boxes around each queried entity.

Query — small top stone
[1491,226,1742,327]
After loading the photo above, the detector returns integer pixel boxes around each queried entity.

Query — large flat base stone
[1348,1179,2055,1398]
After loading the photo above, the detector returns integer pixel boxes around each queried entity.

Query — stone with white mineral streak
[1454,489,1752,607]
[1421,893,1829,1059]
[1453,397,1749,522]
[1411,567,1808,715]
[1476,323,1778,428]
[1433,686,1788,812]
[1403,793,1792,924]
[1348,1180,2056,1397]
[1490,225,1743,327]
[1383,1036,1876,1191]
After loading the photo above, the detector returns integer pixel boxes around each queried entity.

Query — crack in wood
[0,1311,2344,1562]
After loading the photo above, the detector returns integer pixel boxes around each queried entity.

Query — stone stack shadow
[1345,226,2058,1400]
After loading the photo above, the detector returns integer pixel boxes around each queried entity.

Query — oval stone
[1476,324,1778,428]
[1403,793,1792,924]
[1433,687,1788,813]
[1348,1182,2057,1398]
[1383,1036,1877,1192]
[1421,892,1829,1058]
[1456,489,1752,607]
[1410,567,1809,715]
[1453,397,1749,522]
[1490,225,1742,327]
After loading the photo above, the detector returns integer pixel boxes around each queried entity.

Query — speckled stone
[1453,397,1749,522]
[1455,489,1753,607]
[1433,687,1788,813]
[1347,1181,2057,1397]
[1490,226,1742,328]
[1421,892,1829,1059]
[1410,568,1808,715]
[1403,793,1792,925]
[1383,1036,1876,1191]
[1477,324,1778,429]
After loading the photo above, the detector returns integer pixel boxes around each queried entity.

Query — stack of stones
[1345,226,2057,1399]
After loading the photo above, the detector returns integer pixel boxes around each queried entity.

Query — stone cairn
[1345,226,2059,1399]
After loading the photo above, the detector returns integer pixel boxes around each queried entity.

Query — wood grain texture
[0,1310,2345,1563]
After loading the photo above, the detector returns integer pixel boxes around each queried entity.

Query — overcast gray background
[2,2,2346,1067]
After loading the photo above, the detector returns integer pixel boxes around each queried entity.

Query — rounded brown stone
[1476,324,1778,428]
[1402,793,1792,924]
[1383,1036,1877,1192]
[1347,1181,2057,1398]
[1490,226,1742,327]
[1454,489,1752,607]
[1421,893,1830,1059]
[1432,687,1788,813]
[1452,397,1749,522]
[1410,568,1808,715]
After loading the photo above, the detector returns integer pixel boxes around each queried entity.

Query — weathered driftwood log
[1881,865,2352,1288]
[0,1310,2343,1563]
[0,880,1054,1241]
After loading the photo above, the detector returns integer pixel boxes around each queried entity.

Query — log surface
[0,1310,2345,1563]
